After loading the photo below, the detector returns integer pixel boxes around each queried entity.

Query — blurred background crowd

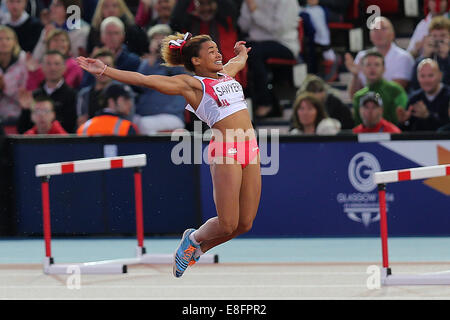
[0,0,448,137]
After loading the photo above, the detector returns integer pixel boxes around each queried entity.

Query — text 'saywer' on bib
[203,75,245,107]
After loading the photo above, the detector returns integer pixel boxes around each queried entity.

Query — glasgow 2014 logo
[337,152,394,228]
[348,152,381,193]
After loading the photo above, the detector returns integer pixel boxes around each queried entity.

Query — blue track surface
[1,237,450,264]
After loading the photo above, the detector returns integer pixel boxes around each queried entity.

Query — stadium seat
[265,18,304,67]
[363,0,400,15]
[328,0,361,30]
[258,18,306,117]
[2,125,18,135]
[424,0,449,15]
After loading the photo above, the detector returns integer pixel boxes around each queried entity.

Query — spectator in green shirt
[353,51,409,125]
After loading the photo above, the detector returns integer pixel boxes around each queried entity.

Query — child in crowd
[300,0,338,82]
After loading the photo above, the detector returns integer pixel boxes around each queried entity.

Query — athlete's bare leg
[193,158,243,244]
[195,155,261,252]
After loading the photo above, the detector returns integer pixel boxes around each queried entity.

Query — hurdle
[36,154,218,275]
[374,164,450,285]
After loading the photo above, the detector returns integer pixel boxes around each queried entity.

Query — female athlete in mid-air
[77,32,261,278]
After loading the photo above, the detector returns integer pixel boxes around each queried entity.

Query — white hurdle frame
[374,164,450,285]
[36,154,218,275]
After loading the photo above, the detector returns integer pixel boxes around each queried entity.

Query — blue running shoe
[188,252,200,267]
[173,228,199,278]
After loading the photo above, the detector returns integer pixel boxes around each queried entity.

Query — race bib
[211,79,245,107]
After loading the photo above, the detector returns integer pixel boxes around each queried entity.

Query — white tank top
[186,73,248,128]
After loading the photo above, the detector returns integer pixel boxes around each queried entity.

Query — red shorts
[208,138,259,169]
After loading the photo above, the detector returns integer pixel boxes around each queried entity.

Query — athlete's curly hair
[161,33,212,73]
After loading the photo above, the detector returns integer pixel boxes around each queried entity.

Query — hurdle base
[382,267,450,286]
[42,248,219,275]
[140,253,219,264]
[43,257,127,275]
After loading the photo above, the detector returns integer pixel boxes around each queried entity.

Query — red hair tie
[169,32,192,53]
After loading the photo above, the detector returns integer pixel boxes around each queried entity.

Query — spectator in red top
[353,92,402,134]
[24,96,68,135]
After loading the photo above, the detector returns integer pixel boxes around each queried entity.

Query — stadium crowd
[0,0,448,136]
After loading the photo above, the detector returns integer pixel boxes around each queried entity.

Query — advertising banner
[201,140,450,237]
[9,137,450,237]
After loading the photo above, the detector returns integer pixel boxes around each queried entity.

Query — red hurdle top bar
[35,154,147,177]
[374,164,450,185]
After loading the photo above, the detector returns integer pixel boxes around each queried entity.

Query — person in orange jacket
[76,83,139,136]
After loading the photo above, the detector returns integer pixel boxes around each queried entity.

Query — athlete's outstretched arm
[222,41,251,78]
[76,57,197,96]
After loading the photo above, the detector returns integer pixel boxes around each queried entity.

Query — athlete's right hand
[76,57,106,76]
[234,41,251,56]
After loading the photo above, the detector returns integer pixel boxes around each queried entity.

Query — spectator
[76,83,139,136]
[170,0,244,84]
[134,24,186,134]
[398,59,450,131]
[23,96,68,135]
[80,16,142,89]
[33,0,90,61]
[290,92,341,135]
[135,0,176,29]
[353,92,401,134]
[17,50,77,133]
[7,0,49,20]
[409,16,450,91]
[76,49,116,127]
[3,0,43,53]
[345,16,415,97]
[0,26,28,125]
[100,16,141,67]
[407,0,449,59]
[299,0,338,82]
[298,74,354,129]
[88,0,148,56]
[238,0,300,118]
[352,51,408,125]
[26,29,84,90]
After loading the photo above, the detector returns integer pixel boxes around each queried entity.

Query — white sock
[189,231,201,246]
[194,248,204,259]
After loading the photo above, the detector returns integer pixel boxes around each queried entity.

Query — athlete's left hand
[234,41,251,56]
